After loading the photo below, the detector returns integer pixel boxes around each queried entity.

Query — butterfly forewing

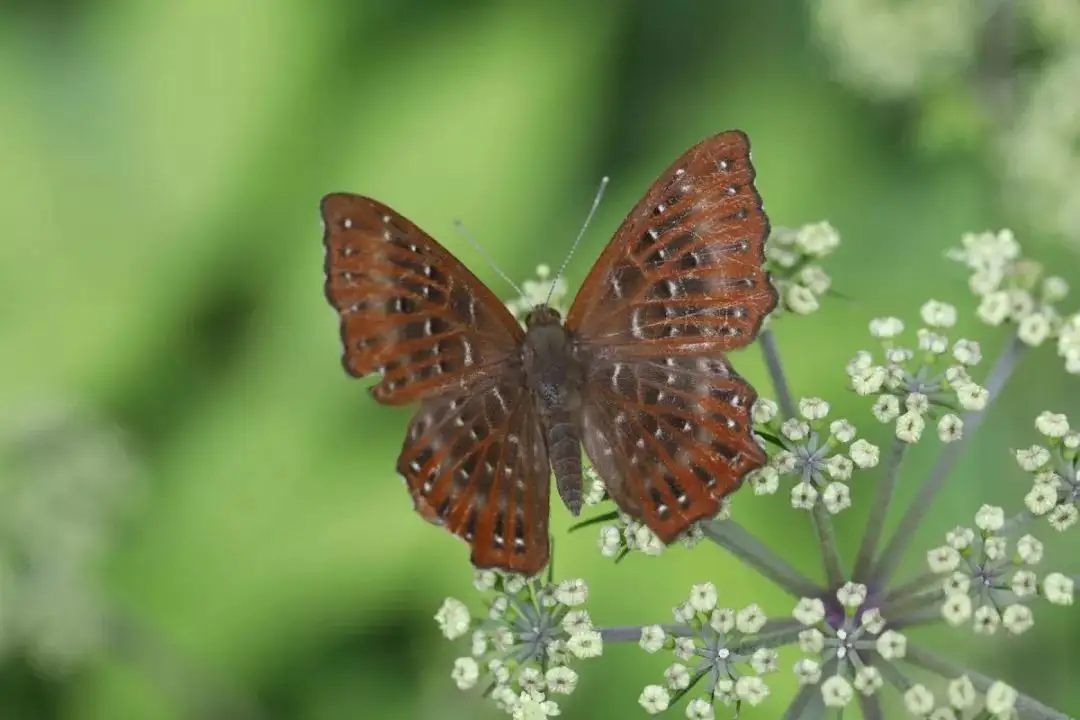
[566,130,777,352]
[581,354,765,540]
[567,130,778,542]
[322,193,524,404]
[398,376,551,574]
[323,193,552,573]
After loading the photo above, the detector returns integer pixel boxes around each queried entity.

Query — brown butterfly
[322,130,778,575]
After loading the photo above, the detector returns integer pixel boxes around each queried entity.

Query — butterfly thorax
[522,305,584,516]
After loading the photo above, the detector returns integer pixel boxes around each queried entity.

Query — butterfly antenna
[453,219,527,299]
[545,175,610,305]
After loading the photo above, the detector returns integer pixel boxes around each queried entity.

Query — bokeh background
[2,0,1078,718]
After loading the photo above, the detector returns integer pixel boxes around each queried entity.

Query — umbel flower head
[430,222,1077,719]
[436,569,603,717]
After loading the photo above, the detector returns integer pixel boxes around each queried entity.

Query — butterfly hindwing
[581,354,765,541]
[322,193,525,405]
[398,376,552,575]
[566,130,777,353]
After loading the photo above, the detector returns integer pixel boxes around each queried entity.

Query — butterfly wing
[399,376,552,574]
[565,130,776,352]
[565,131,777,539]
[322,193,525,405]
[580,354,764,541]
[323,194,551,573]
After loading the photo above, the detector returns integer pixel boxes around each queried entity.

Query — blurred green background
[1,0,1078,718]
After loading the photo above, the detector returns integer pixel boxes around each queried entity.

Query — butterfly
[322,130,778,576]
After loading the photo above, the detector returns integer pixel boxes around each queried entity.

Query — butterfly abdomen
[522,306,585,516]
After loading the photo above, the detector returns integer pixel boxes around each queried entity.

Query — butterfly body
[522,305,585,517]
[323,130,778,575]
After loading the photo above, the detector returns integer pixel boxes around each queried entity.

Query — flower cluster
[637,583,779,716]
[0,399,139,672]
[928,504,1073,637]
[456,223,1080,719]
[746,397,880,513]
[1018,411,1080,532]
[846,303,988,443]
[763,222,840,317]
[436,572,603,717]
[811,0,979,99]
[506,264,570,322]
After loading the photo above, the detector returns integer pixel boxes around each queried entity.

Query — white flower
[796,221,841,255]
[1024,483,1058,515]
[872,394,900,422]
[791,481,818,510]
[451,657,480,689]
[985,681,1018,715]
[555,579,588,606]
[736,676,769,705]
[1018,312,1052,346]
[473,570,497,591]
[1035,411,1070,438]
[435,598,471,640]
[948,675,977,709]
[836,582,867,608]
[689,582,718,613]
[821,675,854,707]
[598,526,622,556]
[895,411,925,443]
[849,439,880,467]
[1043,573,1074,605]
[904,684,935,715]
[955,382,988,410]
[787,284,820,314]
[853,666,883,695]
[952,339,982,365]
[561,610,593,635]
[1016,444,1051,471]
[1002,604,1034,634]
[512,691,559,720]
[1016,534,1044,564]
[751,648,778,674]
[973,605,1001,635]
[937,414,963,442]
[664,663,691,690]
[799,397,830,420]
[566,630,603,659]
[750,466,780,495]
[946,526,975,549]
[975,290,1009,324]
[639,685,670,714]
[1011,570,1038,597]
[752,397,779,424]
[975,504,1005,532]
[875,630,907,659]
[822,482,851,513]
[685,698,714,719]
[941,594,973,625]
[927,546,961,573]
[794,657,822,685]
[921,300,958,328]
[794,597,826,625]
[545,666,578,695]
[736,604,767,633]
[640,625,666,653]
[861,608,886,634]
[870,316,905,338]
[798,628,825,653]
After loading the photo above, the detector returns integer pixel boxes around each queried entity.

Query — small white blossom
[820,675,854,707]
[904,684,935,715]
[545,666,578,695]
[639,685,670,714]
[849,439,880,467]
[555,579,588,606]
[640,625,666,653]
[664,663,691,690]
[895,411,925,443]
[937,414,963,442]
[1043,573,1074,605]
[689,582,718,613]
[566,630,603,659]
[435,598,471,640]
[799,397,830,420]
[794,657,822,685]
[948,675,977,709]
[794,597,826,625]
[1035,411,1070,438]
[451,657,480,689]
[985,681,1018,715]
[875,630,907,659]
[1015,445,1051,471]
[975,504,1005,532]
[1002,604,1034,634]
[921,300,958,328]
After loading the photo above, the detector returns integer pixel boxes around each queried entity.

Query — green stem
[701,518,823,598]
[852,437,908,582]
